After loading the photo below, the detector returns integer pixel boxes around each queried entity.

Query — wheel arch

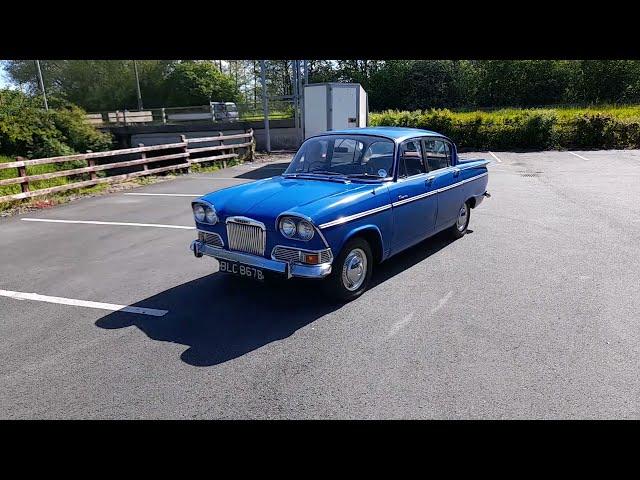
[342,225,384,264]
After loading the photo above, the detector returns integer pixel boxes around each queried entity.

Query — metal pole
[301,60,307,139]
[292,60,300,145]
[260,60,271,154]
[133,60,143,110]
[35,60,48,111]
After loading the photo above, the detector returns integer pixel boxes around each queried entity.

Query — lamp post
[35,60,48,111]
[260,60,271,153]
[133,60,143,110]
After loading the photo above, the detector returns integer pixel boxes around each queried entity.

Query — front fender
[320,210,393,263]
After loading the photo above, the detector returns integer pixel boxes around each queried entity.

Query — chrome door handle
[426,176,435,185]
[398,194,408,200]
[452,168,461,177]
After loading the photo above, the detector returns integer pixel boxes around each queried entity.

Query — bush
[0,89,112,159]
[370,107,640,150]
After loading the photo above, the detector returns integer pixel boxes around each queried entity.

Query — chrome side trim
[392,189,438,207]
[318,172,488,230]
[318,204,392,229]
[437,172,488,193]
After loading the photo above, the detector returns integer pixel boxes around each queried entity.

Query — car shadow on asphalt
[235,163,289,180]
[95,229,465,367]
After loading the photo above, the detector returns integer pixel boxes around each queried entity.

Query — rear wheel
[325,237,373,302]
[448,201,470,239]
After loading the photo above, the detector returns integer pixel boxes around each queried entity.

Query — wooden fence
[0,130,255,204]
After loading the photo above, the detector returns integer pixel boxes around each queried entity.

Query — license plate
[218,259,265,281]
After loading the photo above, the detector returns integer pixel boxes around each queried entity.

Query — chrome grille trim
[198,230,224,248]
[271,246,333,264]
[226,216,266,256]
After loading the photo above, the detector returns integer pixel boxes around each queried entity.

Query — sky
[0,61,13,89]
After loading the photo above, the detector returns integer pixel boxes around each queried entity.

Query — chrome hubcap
[341,248,367,291]
[457,204,468,231]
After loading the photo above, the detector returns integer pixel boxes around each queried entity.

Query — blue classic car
[190,127,490,301]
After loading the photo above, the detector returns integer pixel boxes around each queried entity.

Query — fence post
[161,108,166,125]
[86,150,97,180]
[16,156,29,193]
[218,131,227,168]
[181,135,191,174]
[138,144,148,171]
[246,128,255,162]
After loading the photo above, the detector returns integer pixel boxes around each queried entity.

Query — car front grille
[226,219,265,256]
[198,231,224,248]
[272,246,333,264]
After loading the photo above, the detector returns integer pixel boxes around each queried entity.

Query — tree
[164,61,239,106]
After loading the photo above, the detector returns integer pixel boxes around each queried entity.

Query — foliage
[164,61,239,106]
[0,89,112,159]
[3,60,241,111]
[370,107,640,150]
[6,60,640,113]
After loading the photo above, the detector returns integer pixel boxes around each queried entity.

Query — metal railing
[0,130,255,204]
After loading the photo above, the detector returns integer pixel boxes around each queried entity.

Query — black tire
[324,237,373,302]
[448,200,471,239]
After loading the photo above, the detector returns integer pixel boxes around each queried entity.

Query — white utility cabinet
[303,83,368,139]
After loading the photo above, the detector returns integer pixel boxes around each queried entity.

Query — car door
[388,138,438,253]
[423,138,465,230]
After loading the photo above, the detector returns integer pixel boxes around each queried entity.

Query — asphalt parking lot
[1,149,640,419]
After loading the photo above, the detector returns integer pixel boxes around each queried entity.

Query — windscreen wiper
[347,173,386,179]
[308,170,348,176]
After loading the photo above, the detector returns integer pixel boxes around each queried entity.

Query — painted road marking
[21,218,194,230]
[568,151,589,160]
[488,151,502,163]
[182,177,253,181]
[385,291,453,340]
[0,289,168,317]
[124,193,202,197]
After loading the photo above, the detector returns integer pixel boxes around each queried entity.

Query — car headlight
[193,204,206,222]
[280,218,297,238]
[204,206,217,224]
[279,216,315,241]
[297,220,314,241]
[193,203,217,224]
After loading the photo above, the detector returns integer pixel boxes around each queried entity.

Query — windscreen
[284,135,395,179]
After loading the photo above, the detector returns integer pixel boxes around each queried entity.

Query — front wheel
[325,237,373,302]
[448,201,471,239]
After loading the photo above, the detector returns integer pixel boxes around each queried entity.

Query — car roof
[324,127,447,143]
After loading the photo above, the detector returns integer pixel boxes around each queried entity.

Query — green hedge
[0,89,112,159]
[370,108,640,151]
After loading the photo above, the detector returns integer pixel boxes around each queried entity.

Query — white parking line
[124,193,202,197]
[488,151,502,163]
[182,177,254,181]
[568,151,589,160]
[0,289,168,317]
[21,218,194,230]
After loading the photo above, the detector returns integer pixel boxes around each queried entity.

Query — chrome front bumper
[190,240,332,279]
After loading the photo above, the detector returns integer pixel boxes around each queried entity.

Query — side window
[398,139,426,178]
[423,139,450,171]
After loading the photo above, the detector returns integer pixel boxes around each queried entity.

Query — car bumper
[190,240,332,279]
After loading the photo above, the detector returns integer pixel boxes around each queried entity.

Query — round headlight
[280,218,297,238]
[297,220,315,241]
[204,206,217,224]
[193,204,206,222]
